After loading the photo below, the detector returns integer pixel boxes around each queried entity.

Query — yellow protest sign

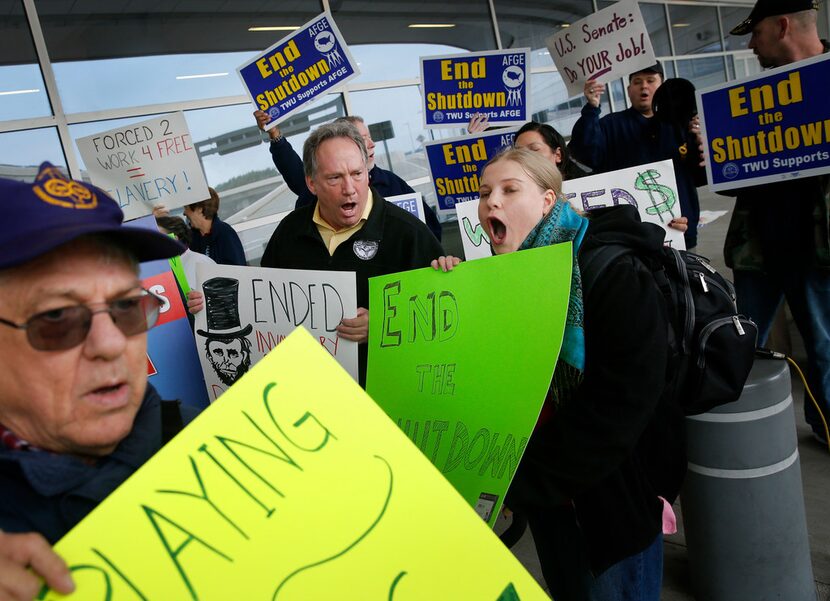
[43,328,548,600]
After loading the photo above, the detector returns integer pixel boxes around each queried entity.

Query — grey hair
[333,115,365,127]
[788,8,818,30]
[302,121,368,179]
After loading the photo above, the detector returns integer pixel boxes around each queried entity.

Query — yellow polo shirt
[313,191,373,256]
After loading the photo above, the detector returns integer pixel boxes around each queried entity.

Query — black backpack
[581,244,758,415]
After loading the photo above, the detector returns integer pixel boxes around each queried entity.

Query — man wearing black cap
[569,63,704,248]
[724,0,830,446]
[0,163,197,598]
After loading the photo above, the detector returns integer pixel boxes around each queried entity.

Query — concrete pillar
[682,358,816,601]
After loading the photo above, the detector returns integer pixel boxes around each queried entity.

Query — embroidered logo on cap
[353,240,379,260]
[32,165,97,209]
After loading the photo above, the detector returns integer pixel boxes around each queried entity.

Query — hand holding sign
[547,0,655,98]
[0,531,74,599]
[237,12,359,129]
[584,80,605,108]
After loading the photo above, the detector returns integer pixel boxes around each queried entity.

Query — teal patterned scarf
[519,200,589,405]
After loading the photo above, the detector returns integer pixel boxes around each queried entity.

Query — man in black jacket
[261,121,443,385]
[724,0,830,445]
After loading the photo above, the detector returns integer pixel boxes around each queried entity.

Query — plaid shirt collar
[0,423,37,451]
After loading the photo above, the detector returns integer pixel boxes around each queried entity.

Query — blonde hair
[483,147,563,197]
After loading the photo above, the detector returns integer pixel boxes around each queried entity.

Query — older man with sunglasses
[0,163,191,600]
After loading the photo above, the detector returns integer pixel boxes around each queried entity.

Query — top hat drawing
[196,277,253,340]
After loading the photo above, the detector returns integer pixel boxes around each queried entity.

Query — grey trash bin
[682,358,816,601]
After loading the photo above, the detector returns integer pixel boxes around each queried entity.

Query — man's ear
[306,175,317,196]
[778,16,789,39]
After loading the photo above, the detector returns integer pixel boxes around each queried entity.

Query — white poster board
[75,112,209,221]
[455,199,492,260]
[546,0,656,98]
[387,192,426,224]
[454,160,685,257]
[194,263,358,401]
[564,160,685,249]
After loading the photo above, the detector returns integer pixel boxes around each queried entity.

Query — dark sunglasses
[0,289,164,351]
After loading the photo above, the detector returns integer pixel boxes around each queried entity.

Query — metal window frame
[7,0,758,193]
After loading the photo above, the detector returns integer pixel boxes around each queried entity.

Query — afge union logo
[353,240,379,260]
[722,162,740,180]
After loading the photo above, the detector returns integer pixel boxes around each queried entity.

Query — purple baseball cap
[0,162,184,270]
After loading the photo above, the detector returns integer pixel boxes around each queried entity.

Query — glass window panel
[333,0,496,56]
[34,0,323,112]
[68,94,344,225]
[595,2,670,57]
[0,128,66,176]
[0,1,52,120]
[720,6,752,51]
[52,53,256,114]
[527,71,611,142]
[663,60,676,79]
[493,0,595,68]
[733,52,762,79]
[820,5,830,41]
[668,5,722,55]
[640,3,671,57]
[609,78,626,111]
[235,218,287,267]
[676,56,727,90]
[348,86,441,202]
[350,43,465,84]
[35,0,323,62]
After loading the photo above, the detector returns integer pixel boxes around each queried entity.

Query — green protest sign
[367,243,572,527]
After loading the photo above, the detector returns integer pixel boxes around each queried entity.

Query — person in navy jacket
[568,63,704,248]
[184,187,247,266]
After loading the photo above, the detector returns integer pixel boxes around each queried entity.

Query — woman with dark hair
[183,187,247,266]
[515,121,588,181]
[466,116,587,181]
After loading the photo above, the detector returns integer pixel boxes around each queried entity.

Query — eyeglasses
[0,289,165,351]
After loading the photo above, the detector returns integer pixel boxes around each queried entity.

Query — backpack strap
[160,399,184,446]
[579,243,633,298]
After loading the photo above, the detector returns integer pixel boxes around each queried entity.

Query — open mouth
[488,216,507,245]
[86,381,128,407]
[94,383,123,394]
[342,201,358,213]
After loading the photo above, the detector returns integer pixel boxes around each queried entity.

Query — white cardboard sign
[75,112,209,221]
[563,160,686,249]
[546,0,655,98]
[454,159,685,259]
[387,192,427,224]
[194,263,358,402]
[455,199,492,261]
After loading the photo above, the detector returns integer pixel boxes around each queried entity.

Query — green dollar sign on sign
[634,169,677,221]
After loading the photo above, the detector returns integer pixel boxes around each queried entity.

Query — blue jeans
[733,268,830,435]
[589,533,663,601]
